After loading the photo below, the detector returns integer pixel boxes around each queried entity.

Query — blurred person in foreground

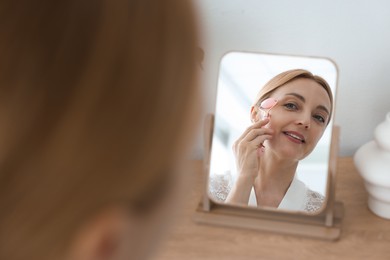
[0,0,199,259]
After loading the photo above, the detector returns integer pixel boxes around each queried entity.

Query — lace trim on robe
[208,174,325,213]
[208,174,232,202]
[304,189,325,212]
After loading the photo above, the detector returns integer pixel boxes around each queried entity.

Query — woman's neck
[254,151,298,207]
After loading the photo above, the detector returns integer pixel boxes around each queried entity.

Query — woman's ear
[67,207,131,260]
[250,106,259,123]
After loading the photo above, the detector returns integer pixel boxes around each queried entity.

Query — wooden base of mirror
[193,200,344,240]
[193,114,344,241]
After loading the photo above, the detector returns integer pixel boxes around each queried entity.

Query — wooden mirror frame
[193,114,344,240]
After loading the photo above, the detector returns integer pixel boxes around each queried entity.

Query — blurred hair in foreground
[0,0,199,259]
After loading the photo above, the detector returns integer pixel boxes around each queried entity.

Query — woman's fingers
[233,120,273,153]
[238,118,270,140]
[232,119,275,181]
[241,127,274,143]
[250,134,273,148]
[232,120,274,179]
[234,119,270,148]
[236,133,272,153]
[233,131,273,155]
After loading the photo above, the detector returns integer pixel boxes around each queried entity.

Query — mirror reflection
[208,52,337,213]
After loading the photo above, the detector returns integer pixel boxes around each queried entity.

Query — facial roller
[259,98,278,119]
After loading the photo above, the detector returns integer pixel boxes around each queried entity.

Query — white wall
[192,0,390,158]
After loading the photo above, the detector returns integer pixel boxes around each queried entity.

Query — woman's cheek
[311,127,325,144]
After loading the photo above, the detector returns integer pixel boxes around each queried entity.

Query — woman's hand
[233,118,274,179]
[225,119,273,205]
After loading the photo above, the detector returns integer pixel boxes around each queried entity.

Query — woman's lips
[282,131,306,144]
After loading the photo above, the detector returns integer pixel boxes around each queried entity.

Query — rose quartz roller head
[259,98,278,119]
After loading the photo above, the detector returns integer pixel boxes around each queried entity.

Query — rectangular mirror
[194,52,344,240]
[208,52,337,213]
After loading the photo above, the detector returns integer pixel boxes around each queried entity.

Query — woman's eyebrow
[285,93,305,102]
[317,105,330,116]
[285,92,330,115]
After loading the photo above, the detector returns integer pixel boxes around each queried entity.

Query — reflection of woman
[0,0,198,259]
[214,69,333,212]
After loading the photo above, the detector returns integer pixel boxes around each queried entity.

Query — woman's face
[262,78,331,161]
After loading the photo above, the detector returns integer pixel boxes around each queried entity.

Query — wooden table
[153,157,390,259]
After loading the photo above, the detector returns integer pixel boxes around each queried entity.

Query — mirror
[208,52,337,213]
[194,51,343,240]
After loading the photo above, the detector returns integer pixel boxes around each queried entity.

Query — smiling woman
[210,68,334,213]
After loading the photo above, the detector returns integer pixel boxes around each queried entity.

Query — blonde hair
[0,0,198,259]
[254,69,333,123]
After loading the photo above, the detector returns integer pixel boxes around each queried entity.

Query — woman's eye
[314,115,326,124]
[284,103,298,110]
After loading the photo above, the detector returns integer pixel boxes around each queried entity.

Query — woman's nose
[297,113,311,129]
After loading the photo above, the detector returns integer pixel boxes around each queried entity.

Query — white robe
[248,177,309,211]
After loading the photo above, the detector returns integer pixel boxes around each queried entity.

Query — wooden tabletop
[153,157,390,260]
